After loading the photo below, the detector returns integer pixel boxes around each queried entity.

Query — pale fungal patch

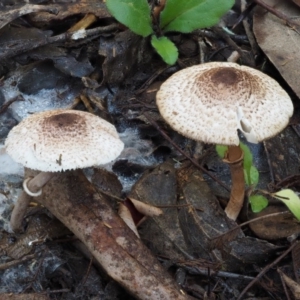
[156,62,294,145]
[115,236,130,247]
[236,106,258,144]
[5,109,124,171]
[71,29,86,40]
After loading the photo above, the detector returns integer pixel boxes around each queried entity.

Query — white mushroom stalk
[5,109,124,232]
[10,171,55,231]
[156,62,293,220]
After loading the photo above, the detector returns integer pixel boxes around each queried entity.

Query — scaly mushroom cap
[5,110,124,172]
[156,62,293,145]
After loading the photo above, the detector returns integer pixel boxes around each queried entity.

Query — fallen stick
[30,169,189,300]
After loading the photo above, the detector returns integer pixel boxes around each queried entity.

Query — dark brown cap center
[193,66,258,107]
[210,68,240,86]
[42,112,88,141]
[45,112,83,128]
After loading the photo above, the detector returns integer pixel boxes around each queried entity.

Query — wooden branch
[30,169,189,300]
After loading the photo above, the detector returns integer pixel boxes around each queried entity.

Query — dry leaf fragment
[118,203,140,238]
[293,0,300,8]
[278,269,300,299]
[129,197,163,217]
[253,0,300,98]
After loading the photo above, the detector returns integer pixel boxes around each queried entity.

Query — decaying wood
[0,294,49,300]
[0,24,119,61]
[30,169,189,300]
[2,214,70,260]
[0,4,58,30]
[28,0,110,24]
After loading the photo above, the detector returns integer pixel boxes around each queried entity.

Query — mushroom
[156,62,293,220]
[5,109,124,231]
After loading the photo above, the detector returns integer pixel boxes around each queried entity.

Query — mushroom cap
[156,62,294,145]
[5,110,124,172]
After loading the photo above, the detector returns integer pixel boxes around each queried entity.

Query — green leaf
[216,145,228,158]
[249,195,268,213]
[239,142,252,172]
[273,189,300,221]
[151,35,178,65]
[239,142,255,186]
[160,0,234,33]
[244,165,259,187]
[106,0,153,37]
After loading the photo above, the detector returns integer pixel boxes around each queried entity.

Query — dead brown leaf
[118,203,140,238]
[248,205,300,240]
[130,161,278,272]
[253,0,300,98]
[293,0,300,8]
[129,161,192,261]
[129,197,163,217]
[278,269,300,299]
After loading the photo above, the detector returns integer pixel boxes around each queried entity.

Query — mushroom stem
[10,171,55,232]
[224,145,245,220]
[25,172,55,195]
[10,191,31,232]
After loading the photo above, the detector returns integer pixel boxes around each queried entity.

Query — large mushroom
[156,62,293,220]
[5,109,124,231]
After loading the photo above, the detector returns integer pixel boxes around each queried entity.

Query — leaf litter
[0,0,300,299]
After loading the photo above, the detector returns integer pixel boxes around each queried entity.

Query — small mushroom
[156,62,293,220]
[5,109,124,231]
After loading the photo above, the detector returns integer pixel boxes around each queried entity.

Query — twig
[183,265,255,281]
[0,4,58,30]
[263,141,275,186]
[135,65,171,95]
[156,203,202,210]
[0,254,35,270]
[0,95,24,114]
[240,0,260,55]
[0,24,119,60]
[253,0,300,28]
[278,268,292,300]
[212,26,244,60]
[143,112,230,192]
[198,30,249,44]
[39,289,70,294]
[237,241,299,300]
[292,124,300,140]
[232,1,257,30]
[291,240,300,282]
[82,256,93,286]
[211,210,290,244]
[96,188,124,202]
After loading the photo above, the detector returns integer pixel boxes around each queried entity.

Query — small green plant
[216,144,300,220]
[273,189,300,220]
[106,0,234,65]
